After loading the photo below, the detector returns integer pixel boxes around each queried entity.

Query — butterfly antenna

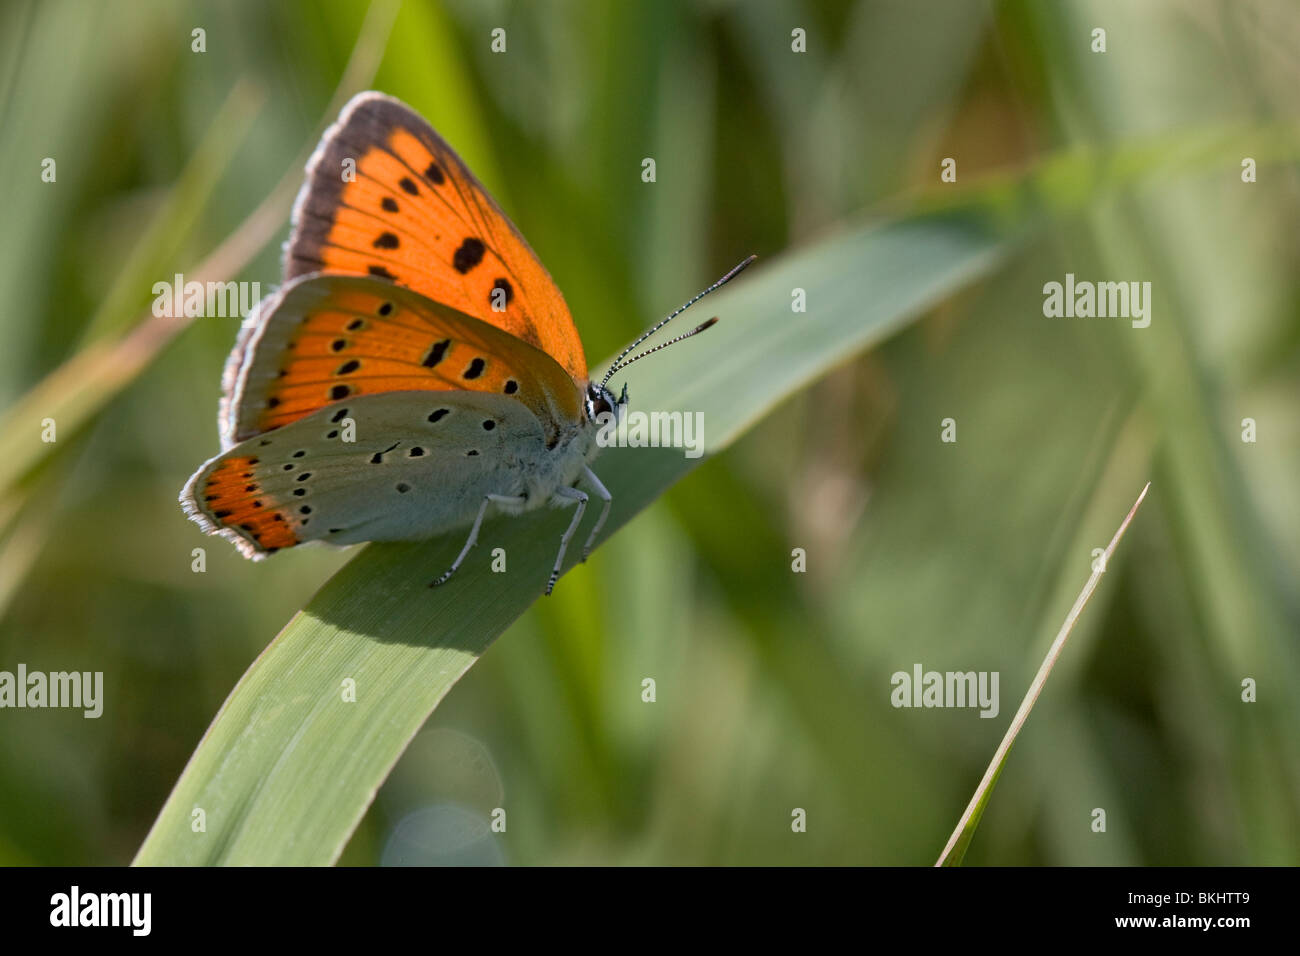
[603,318,719,378]
[600,254,756,388]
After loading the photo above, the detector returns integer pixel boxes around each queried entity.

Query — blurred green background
[1,0,1297,865]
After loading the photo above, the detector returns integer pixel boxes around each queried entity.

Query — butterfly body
[183,90,741,593]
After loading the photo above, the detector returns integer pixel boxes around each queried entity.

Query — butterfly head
[585,381,628,425]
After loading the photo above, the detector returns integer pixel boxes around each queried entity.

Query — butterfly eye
[586,384,616,421]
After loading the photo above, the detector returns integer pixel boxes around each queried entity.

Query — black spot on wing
[422,339,451,368]
[452,238,485,274]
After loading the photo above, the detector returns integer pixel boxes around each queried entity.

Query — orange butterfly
[182,92,751,594]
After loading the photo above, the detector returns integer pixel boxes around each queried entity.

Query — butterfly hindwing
[221,274,583,449]
[284,91,586,383]
[184,390,556,559]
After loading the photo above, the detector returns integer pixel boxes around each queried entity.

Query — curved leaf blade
[133,212,1007,865]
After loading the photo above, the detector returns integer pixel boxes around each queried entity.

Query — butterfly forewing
[284,91,586,383]
[221,274,583,449]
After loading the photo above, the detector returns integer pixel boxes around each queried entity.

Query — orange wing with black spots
[220,274,583,450]
[283,91,586,383]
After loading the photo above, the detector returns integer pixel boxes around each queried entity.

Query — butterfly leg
[579,466,612,562]
[430,493,528,587]
[545,486,588,596]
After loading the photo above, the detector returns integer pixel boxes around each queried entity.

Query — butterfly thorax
[522,383,623,506]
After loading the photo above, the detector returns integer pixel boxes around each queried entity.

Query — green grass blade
[0,1,399,508]
[132,212,1008,865]
[76,80,265,346]
[936,482,1152,867]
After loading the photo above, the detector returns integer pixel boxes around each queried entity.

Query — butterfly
[181,91,752,594]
